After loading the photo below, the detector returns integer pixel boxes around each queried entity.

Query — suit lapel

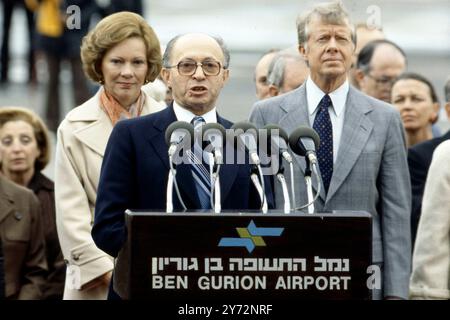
[278,85,326,201]
[326,88,374,202]
[147,106,175,171]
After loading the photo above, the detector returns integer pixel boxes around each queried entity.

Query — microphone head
[263,123,289,155]
[165,121,194,148]
[288,126,320,156]
[202,123,226,139]
[263,124,289,142]
[231,121,259,151]
[231,121,258,134]
[201,123,226,148]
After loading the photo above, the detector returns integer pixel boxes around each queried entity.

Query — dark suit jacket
[408,129,450,246]
[92,106,272,256]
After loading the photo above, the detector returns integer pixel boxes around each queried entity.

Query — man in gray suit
[249,1,411,300]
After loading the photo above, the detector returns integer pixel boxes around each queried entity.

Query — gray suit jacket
[249,83,411,299]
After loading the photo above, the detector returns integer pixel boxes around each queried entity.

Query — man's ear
[445,102,450,120]
[222,68,230,84]
[161,68,171,87]
[268,85,279,97]
[354,69,366,90]
[299,44,307,59]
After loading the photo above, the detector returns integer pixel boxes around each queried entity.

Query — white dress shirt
[173,101,217,124]
[306,76,349,163]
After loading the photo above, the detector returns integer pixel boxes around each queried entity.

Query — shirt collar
[306,76,349,117]
[173,101,217,124]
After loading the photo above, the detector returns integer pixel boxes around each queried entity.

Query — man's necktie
[312,94,333,193]
[188,116,212,209]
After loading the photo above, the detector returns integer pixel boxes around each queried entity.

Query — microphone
[165,121,194,212]
[201,123,226,165]
[263,124,292,213]
[263,124,292,164]
[231,121,260,165]
[165,121,195,158]
[232,121,268,213]
[288,126,320,165]
[289,126,321,214]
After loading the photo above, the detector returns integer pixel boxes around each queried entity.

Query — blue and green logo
[218,220,284,253]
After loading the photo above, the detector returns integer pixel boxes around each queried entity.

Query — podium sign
[122,211,372,300]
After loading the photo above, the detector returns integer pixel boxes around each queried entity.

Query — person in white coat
[54,12,164,300]
[410,140,450,300]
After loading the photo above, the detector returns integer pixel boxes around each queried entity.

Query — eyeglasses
[167,59,224,76]
[366,73,397,87]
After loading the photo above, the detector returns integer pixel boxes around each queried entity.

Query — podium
[116,210,372,300]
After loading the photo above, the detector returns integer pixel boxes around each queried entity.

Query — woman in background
[391,72,440,147]
[0,106,65,299]
[55,11,164,299]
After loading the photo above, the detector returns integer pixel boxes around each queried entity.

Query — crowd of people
[0,0,449,300]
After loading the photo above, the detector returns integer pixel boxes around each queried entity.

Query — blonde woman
[55,12,164,300]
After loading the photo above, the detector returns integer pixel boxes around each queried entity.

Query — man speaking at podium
[249,1,411,299]
[92,33,272,299]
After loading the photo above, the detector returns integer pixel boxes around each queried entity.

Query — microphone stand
[167,154,188,213]
[251,165,268,214]
[166,157,176,213]
[275,166,291,214]
[304,156,315,214]
[209,152,221,214]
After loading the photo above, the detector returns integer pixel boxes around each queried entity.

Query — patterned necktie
[188,116,212,209]
[312,94,333,193]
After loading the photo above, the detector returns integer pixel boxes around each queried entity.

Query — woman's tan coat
[55,89,164,299]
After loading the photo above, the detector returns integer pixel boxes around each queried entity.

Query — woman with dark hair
[0,173,47,299]
[55,11,164,299]
[391,72,440,147]
[0,106,65,299]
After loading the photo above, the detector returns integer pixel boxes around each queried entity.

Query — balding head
[356,40,407,102]
[161,33,230,115]
[163,33,230,69]
[349,23,385,88]
[254,50,279,100]
[268,53,309,97]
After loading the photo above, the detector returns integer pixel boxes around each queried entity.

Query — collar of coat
[63,88,164,157]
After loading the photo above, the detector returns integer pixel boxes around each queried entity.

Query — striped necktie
[188,116,212,209]
[313,94,333,194]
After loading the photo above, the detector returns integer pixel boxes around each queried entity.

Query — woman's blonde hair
[81,11,162,84]
[0,107,51,171]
